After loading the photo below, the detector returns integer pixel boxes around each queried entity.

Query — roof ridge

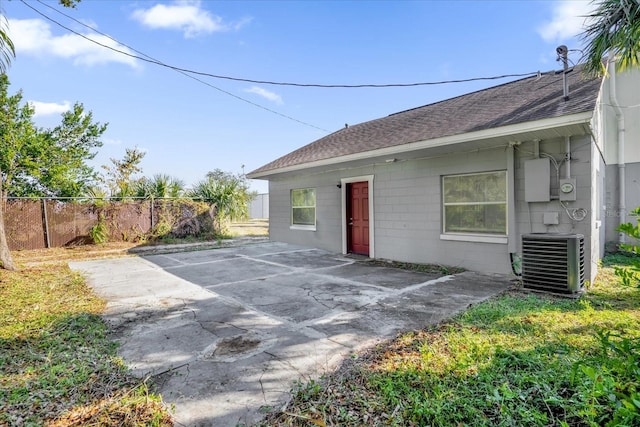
[249,63,602,177]
[387,68,563,117]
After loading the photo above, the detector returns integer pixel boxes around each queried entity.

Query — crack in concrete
[326,336,357,349]
[258,370,267,402]
[263,351,306,378]
[198,288,327,340]
[306,288,334,310]
[356,275,456,310]
[309,271,402,293]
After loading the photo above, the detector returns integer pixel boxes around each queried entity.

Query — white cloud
[8,18,138,68]
[244,86,283,105]
[538,0,595,42]
[131,0,248,38]
[29,100,71,118]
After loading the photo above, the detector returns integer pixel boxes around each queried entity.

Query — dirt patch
[214,336,261,356]
[228,219,268,237]
[12,242,138,266]
[11,223,269,266]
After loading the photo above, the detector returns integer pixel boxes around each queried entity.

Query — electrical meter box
[559,178,577,201]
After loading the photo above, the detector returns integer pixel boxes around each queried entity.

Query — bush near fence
[4,198,216,251]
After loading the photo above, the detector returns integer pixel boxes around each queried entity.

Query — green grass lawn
[0,249,172,426]
[2,246,638,427]
[260,255,640,427]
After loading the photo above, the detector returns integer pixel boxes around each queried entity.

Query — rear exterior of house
[249,62,640,286]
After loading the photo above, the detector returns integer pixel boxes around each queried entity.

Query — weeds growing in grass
[0,261,172,426]
[572,330,640,426]
[260,253,640,426]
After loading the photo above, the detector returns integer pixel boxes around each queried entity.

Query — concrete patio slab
[70,241,512,426]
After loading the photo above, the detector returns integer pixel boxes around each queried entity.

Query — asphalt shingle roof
[250,66,602,176]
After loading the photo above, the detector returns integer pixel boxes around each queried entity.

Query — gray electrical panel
[524,158,550,202]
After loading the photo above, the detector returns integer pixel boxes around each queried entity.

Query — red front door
[347,181,369,256]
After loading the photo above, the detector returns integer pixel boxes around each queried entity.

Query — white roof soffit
[248,112,594,179]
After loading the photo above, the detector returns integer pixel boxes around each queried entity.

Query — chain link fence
[3,198,215,251]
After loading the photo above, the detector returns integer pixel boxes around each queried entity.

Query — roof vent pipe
[556,45,569,100]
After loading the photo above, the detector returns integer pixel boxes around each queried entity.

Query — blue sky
[4,0,594,193]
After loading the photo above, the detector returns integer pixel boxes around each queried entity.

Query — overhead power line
[25,0,539,89]
[19,0,547,136]
[22,0,329,132]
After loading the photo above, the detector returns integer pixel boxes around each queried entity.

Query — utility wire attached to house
[27,0,539,89]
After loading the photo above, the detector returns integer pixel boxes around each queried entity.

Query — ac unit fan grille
[522,234,584,294]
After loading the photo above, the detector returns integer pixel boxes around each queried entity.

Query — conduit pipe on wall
[609,58,626,244]
[507,143,517,254]
[565,136,571,179]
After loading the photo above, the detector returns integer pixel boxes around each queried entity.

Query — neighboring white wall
[605,162,640,243]
[597,66,640,247]
[599,67,640,166]
[249,193,269,219]
[592,145,606,278]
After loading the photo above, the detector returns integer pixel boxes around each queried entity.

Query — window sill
[290,225,316,231]
[440,233,508,244]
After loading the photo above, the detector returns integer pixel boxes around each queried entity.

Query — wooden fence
[3,198,214,251]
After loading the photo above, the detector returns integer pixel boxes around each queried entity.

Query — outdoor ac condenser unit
[521,233,585,294]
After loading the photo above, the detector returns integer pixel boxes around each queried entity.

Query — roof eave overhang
[247,112,594,180]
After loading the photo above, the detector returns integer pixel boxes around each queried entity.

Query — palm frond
[0,12,16,73]
[581,0,640,76]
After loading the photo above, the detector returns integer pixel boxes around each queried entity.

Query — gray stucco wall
[269,171,347,252]
[268,135,597,280]
[373,148,510,274]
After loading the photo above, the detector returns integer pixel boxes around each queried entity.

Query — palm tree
[188,174,253,234]
[0,0,80,270]
[0,9,15,269]
[134,174,185,198]
[1,0,80,73]
[582,0,640,76]
[0,11,15,74]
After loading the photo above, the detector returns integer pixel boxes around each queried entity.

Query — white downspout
[609,59,626,244]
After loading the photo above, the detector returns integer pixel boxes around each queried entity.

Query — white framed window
[291,188,316,230]
[442,171,507,236]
